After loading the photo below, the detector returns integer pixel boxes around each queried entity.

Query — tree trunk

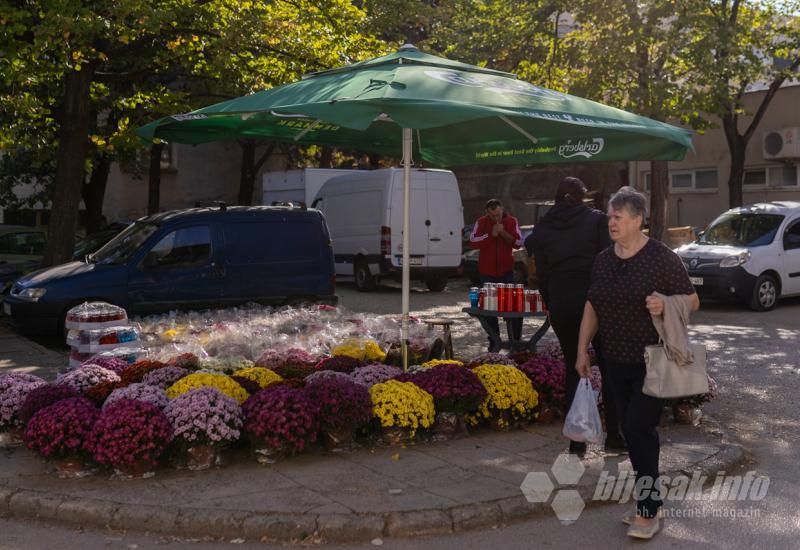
[82,153,112,233]
[238,140,256,205]
[722,114,747,209]
[649,160,669,241]
[319,146,333,168]
[727,148,746,209]
[43,64,97,267]
[148,143,163,215]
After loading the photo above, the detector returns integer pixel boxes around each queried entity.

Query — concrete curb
[0,443,746,543]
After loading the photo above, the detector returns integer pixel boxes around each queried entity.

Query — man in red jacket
[469,198,523,351]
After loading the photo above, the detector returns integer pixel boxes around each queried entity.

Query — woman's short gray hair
[609,186,648,224]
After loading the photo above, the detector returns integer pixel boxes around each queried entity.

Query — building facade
[629,84,800,229]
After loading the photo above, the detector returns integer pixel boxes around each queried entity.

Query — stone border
[0,444,745,543]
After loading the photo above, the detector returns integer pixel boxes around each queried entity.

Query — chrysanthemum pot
[672,403,699,425]
[381,425,413,445]
[432,412,468,439]
[185,444,221,471]
[487,410,511,432]
[53,457,94,479]
[536,404,560,424]
[0,426,25,448]
[254,443,289,465]
[322,427,355,451]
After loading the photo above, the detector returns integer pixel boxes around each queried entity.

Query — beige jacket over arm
[650,292,694,366]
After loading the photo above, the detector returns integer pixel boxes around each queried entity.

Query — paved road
[2,279,798,548]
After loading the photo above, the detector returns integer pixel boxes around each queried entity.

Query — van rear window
[224,221,322,265]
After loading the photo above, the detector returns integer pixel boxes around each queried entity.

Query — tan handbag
[642,342,709,399]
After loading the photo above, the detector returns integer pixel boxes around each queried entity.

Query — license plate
[397,256,423,266]
[690,277,704,286]
[3,302,10,316]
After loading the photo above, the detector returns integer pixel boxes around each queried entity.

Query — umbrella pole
[401,127,412,372]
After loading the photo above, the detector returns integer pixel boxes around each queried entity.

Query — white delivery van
[262,169,361,206]
[311,168,464,292]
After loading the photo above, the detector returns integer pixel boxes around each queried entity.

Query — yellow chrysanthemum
[369,380,435,436]
[166,373,249,403]
[233,367,283,388]
[420,359,464,369]
[468,364,539,425]
[332,338,387,362]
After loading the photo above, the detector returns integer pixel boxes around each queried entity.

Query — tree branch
[743,56,800,143]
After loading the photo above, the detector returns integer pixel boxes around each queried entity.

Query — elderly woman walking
[575,187,699,540]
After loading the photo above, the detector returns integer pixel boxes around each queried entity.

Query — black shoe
[605,433,627,451]
[568,441,587,456]
[487,343,502,353]
[428,338,444,361]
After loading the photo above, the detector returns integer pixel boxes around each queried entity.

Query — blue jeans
[480,271,523,349]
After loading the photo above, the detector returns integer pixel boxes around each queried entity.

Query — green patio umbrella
[137,44,692,367]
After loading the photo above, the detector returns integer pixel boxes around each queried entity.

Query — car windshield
[90,222,158,265]
[698,213,784,247]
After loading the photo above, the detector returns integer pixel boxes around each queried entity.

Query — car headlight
[719,251,751,268]
[16,288,47,301]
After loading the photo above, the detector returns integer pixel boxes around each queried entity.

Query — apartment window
[744,166,799,189]
[669,169,718,192]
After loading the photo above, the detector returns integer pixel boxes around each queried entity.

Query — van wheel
[425,275,448,292]
[748,274,779,311]
[354,260,376,292]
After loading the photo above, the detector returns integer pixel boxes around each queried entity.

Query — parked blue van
[3,205,336,335]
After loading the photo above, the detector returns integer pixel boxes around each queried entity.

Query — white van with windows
[675,201,800,311]
[311,168,464,292]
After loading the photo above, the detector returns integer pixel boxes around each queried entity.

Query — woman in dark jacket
[525,177,624,456]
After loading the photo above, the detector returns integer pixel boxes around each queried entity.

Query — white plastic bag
[563,378,603,444]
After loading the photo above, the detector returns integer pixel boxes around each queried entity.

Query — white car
[675,201,800,311]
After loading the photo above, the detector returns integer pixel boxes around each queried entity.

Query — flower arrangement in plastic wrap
[256,348,317,371]
[120,359,166,384]
[19,385,80,425]
[142,366,190,389]
[242,386,320,460]
[369,380,435,439]
[469,364,539,429]
[104,383,169,410]
[351,364,403,388]
[332,338,387,363]
[166,373,249,404]
[304,377,373,444]
[24,397,99,459]
[314,355,364,374]
[420,359,464,369]
[410,365,487,414]
[166,352,200,370]
[57,365,120,392]
[466,353,516,369]
[81,355,128,375]
[516,356,567,406]
[164,387,243,451]
[232,367,283,389]
[87,399,173,475]
[0,374,47,432]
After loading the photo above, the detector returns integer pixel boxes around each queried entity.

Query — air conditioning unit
[763,127,800,160]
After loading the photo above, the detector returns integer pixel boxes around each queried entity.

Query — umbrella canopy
[137,44,693,369]
[137,45,692,165]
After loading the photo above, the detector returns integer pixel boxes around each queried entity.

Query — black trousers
[605,360,664,518]
[480,271,522,347]
[546,278,620,438]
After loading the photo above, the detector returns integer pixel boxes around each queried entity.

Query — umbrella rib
[499,115,538,144]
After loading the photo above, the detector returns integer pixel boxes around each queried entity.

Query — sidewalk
[0,323,65,381]
[0,423,744,543]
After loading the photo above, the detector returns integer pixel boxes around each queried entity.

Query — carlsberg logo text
[558,138,604,158]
